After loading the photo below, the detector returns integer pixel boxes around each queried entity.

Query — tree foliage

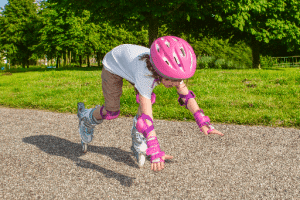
[213,0,300,68]
[0,0,299,69]
[166,0,300,68]
[32,1,149,67]
[0,0,40,68]
[46,0,201,47]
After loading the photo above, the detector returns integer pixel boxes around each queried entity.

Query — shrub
[214,59,226,69]
[260,55,275,68]
[197,56,216,69]
[225,60,235,69]
[191,37,252,69]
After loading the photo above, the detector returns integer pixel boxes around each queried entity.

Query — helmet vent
[172,38,177,41]
[174,56,179,64]
[163,57,173,69]
[165,41,170,48]
[173,52,180,65]
[180,48,186,57]
[156,44,160,52]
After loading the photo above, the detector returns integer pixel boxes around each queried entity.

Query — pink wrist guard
[194,110,215,134]
[146,136,165,163]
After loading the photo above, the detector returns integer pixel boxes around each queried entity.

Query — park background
[0,0,299,129]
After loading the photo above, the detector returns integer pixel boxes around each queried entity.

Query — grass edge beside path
[0,66,299,129]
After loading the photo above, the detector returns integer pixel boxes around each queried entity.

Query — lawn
[1,66,299,128]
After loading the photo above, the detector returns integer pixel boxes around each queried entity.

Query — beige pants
[101,67,124,112]
[101,67,138,112]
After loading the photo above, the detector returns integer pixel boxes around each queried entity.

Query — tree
[211,0,300,68]
[33,2,95,67]
[164,0,300,69]
[0,0,40,68]
[34,1,149,67]
[46,0,202,48]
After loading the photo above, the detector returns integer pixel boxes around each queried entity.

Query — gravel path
[0,107,299,199]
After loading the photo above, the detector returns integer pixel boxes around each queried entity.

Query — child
[77,36,224,172]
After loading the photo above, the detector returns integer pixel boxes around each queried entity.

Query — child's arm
[138,94,173,171]
[138,95,156,138]
[176,83,200,114]
[176,83,224,136]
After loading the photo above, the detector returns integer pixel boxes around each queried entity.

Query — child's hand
[151,154,173,172]
[201,125,224,136]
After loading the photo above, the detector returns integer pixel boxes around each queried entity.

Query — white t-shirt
[102,44,159,100]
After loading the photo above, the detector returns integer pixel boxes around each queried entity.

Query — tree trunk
[65,50,68,66]
[69,51,71,65]
[56,56,59,68]
[73,52,76,65]
[79,55,82,67]
[59,55,61,68]
[87,54,90,67]
[63,51,66,67]
[148,12,159,48]
[74,52,77,65]
[251,35,261,69]
[26,58,29,68]
[96,52,101,67]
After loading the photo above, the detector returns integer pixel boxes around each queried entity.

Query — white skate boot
[77,102,103,153]
[131,114,148,168]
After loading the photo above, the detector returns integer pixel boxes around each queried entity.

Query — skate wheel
[82,142,88,153]
[138,153,146,168]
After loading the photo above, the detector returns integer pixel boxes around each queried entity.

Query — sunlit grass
[1,66,299,128]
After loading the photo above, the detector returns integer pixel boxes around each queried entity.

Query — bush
[190,36,252,69]
[197,56,249,69]
[260,55,275,68]
[197,56,216,69]
[225,60,235,69]
[215,59,226,69]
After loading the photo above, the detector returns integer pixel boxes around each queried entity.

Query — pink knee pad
[100,106,120,120]
[136,92,156,104]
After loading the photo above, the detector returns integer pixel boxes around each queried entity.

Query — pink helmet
[150,36,197,80]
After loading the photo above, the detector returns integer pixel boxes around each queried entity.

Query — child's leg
[78,67,122,153]
[93,106,107,120]
[77,103,103,153]
[100,67,123,120]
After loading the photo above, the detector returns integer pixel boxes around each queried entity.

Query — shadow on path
[23,135,137,187]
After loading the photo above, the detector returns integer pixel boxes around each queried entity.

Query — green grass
[1,65,300,129]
